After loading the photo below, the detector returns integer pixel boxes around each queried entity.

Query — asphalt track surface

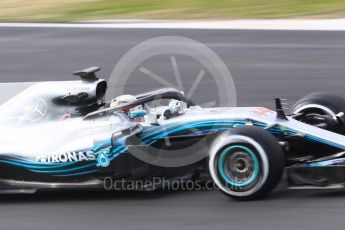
[1,27,345,230]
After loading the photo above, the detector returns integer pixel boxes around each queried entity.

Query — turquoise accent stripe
[305,135,345,150]
[6,156,77,166]
[142,121,242,144]
[187,127,230,136]
[142,120,245,139]
[30,163,96,174]
[0,159,77,169]
[155,122,244,139]
[53,169,99,177]
[304,158,345,167]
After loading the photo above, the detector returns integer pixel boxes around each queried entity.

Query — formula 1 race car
[2,66,345,201]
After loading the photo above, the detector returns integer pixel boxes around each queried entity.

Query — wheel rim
[209,135,269,197]
[218,145,259,187]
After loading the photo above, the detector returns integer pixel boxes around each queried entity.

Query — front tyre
[209,126,284,201]
[289,92,345,134]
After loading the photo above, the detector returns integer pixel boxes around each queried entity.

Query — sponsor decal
[280,125,287,131]
[66,86,91,93]
[252,107,274,117]
[36,151,96,163]
[36,147,113,168]
[96,149,110,167]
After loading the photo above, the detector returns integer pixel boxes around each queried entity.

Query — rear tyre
[209,126,284,201]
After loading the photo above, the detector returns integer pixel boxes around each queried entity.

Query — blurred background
[1,0,345,21]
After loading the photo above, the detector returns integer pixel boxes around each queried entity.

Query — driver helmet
[110,95,137,108]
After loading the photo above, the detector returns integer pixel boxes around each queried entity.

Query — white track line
[1,19,345,31]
